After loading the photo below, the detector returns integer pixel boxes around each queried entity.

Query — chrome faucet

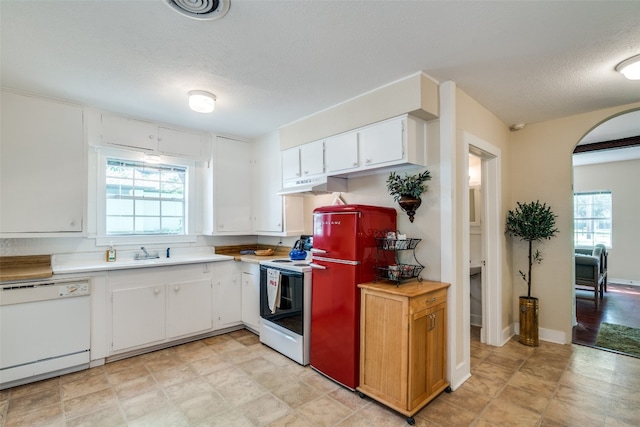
[135,246,160,260]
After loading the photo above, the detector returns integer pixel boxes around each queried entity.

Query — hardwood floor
[573,282,640,355]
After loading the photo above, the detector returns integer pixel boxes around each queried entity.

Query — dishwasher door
[0,280,91,388]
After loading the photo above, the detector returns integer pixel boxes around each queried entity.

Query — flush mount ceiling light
[616,54,640,80]
[165,0,230,21]
[188,90,216,113]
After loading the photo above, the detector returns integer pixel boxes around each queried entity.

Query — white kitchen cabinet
[281,139,324,183]
[213,261,242,330]
[325,132,359,174]
[242,263,261,332]
[359,116,405,167]
[0,91,84,234]
[167,279,213,338]
[112,285,166,352]
[158,127,207,159]
[252,132,305,235]
[323,114,427,178]
[108,263,219,355]
[213,136,253,234]
[100,114,208,160]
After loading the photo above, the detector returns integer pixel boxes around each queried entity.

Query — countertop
[0,255,53,282]
[214,244,292,264]
[358,279,450,297]
[51,248,234,276]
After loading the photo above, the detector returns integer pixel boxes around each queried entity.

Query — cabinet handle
[353,162,358,166]
[365,159,372,165]
[148,135,154,139]
[303,170,309,175]
[426,297,437,303]
[154,288,161,295]
[429,313,436,331]
[174,286,180,292]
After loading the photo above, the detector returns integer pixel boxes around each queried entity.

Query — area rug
[595,323,640,358]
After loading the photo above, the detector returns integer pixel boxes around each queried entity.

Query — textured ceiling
[1,1,640,140]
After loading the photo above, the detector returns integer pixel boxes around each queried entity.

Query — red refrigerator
[310,204,397,390]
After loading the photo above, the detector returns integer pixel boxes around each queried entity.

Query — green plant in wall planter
[506,200,558,346]
[386,170,431,222]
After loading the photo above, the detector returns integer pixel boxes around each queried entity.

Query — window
[105,158,187,235]
[574,191,612,247]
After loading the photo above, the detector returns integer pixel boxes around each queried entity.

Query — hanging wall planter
[386,170,431,223]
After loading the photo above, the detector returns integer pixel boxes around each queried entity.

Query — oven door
[260,266,304,336]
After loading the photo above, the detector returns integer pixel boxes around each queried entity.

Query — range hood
[277,175,347,196]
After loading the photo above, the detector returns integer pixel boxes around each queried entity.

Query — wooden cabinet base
[356,383,451,424]
[358,280,450,424]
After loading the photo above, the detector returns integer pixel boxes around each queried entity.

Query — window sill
[96,234,198,247]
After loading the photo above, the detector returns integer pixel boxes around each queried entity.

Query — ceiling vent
[166,0,230,21]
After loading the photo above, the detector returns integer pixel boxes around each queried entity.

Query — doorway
[462,132,503,349]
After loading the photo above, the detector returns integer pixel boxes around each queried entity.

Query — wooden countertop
[214,244,291,262]
[0,255,53,282]
[358,279,450,297]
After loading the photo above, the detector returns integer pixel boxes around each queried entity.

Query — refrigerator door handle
[310,248,327,254]
[312,256,359,266]
[309,263,327,270]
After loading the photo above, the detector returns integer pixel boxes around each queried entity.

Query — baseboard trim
[513,323,567,345]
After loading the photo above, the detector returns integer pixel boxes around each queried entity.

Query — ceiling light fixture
[509,122,526,131]
[188,90,216,113]
[616,54,640,80]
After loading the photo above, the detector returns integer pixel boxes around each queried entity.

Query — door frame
[462,132,503,348]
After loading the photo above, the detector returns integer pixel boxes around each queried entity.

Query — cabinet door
[112,286,165,352]
[253,132,284,233]
[409,302,447,407]
[241,264,261,331]
[359,290,408,409]
[158,127,205,159]
[167,279,213,338]
[300,140,324,176]
[325,132,358,174]
[214,137,253,233]
[101,114,157,151]
[213,266,242,330]
[282,147,301,181]
[1,92,84,233]
[359,117,404,167]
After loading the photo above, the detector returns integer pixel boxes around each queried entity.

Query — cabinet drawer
[410,289,447,313]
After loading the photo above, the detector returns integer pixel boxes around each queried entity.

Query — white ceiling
[2,1,640,140]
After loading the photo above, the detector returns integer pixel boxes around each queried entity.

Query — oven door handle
[309,263,327,270]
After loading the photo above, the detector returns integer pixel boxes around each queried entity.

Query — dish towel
[267,268,281,314]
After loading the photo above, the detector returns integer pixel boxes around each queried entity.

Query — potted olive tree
[506,200,558,346]
[386,170,431,222]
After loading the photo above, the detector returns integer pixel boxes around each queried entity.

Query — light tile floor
[1,328,639,426]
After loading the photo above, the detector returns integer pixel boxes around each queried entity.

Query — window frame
[95,148,198,246]
[573,190,612,249]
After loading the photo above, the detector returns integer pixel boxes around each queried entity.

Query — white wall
[574,158,640,284]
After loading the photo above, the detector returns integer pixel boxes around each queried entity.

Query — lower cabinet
[167,279,213,338]
[241,263,261,332]
[357,280,450,424]
[112,285,166,352]
[213,262,242,330]
[108,262,241,355]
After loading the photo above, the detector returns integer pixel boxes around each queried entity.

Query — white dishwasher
[0,278,91,389]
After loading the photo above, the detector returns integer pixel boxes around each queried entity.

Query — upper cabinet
[284,114,428,192]
[252,133,304,235]
[282,139,324,182]
[0,91,85,234]
[325,114,427,178]
[99,114,209,160]
[212,136,253,234]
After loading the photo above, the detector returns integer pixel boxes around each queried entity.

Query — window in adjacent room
[105,158,187,235]
[573,191,612,248]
